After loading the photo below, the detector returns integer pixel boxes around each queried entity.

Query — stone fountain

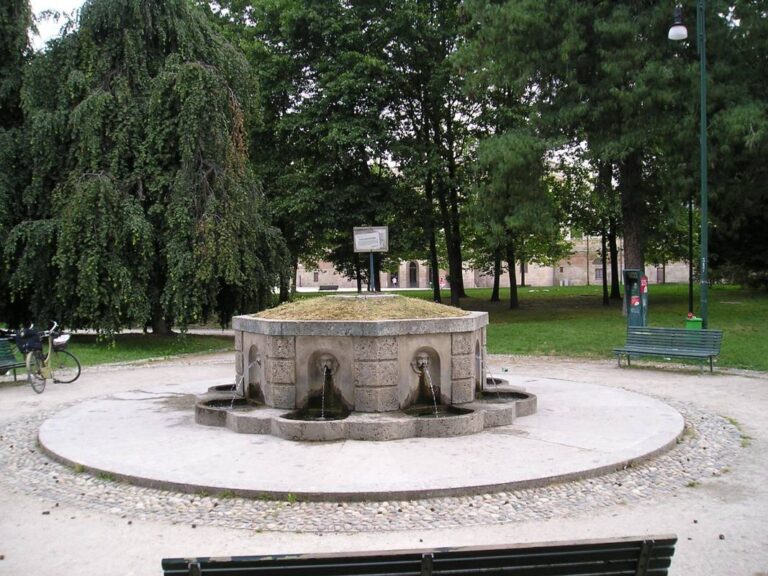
[195,294,536,440]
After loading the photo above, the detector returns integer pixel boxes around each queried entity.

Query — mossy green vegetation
[256,294,468,321]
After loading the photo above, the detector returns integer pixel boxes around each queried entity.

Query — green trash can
[686,315,703,330]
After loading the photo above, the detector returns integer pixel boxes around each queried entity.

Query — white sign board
[353,226,389,253]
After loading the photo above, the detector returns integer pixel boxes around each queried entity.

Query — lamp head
[668,5,688,41]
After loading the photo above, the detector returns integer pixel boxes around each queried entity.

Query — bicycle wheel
[26,351,46,393]
[51,350,81,383]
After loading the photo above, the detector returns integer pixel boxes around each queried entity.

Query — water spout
[421,365,439,417]
[411,352,439,416]
[321,364,333,420]
[232,358,261,409]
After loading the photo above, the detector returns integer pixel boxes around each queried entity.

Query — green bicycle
[16,321,81,393]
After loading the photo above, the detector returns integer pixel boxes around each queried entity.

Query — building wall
[295,237,692,290]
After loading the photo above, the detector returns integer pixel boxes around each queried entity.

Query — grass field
[401,284,768,371]
[59,333,233,367]
[4,284,764,372]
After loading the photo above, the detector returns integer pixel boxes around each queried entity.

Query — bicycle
[15,321,81,393]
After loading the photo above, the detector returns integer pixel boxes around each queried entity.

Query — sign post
[353,227,389,292]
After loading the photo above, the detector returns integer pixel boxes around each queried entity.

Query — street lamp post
[669,1,709,328]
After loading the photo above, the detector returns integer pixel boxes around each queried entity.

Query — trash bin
[623,270,648,327]
[685,315,703,330]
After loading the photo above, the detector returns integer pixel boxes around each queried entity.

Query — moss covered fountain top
[256,293,469,321]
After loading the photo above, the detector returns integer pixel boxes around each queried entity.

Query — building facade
[295,237,689,290]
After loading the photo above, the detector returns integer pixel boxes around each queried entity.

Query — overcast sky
[30,0,85,50]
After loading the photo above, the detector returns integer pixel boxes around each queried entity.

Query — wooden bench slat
[162,536,677,576]
[0,339,25,381]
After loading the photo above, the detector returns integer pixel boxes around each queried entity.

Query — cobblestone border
[0,402,742,533]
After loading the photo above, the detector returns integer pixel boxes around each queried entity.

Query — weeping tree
[0,0,33,325]
[4,0,288,333]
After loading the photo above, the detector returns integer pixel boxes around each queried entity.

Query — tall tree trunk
[609,216,621,300]
[491,249,502,302]
[373,252,382,292]
[279,262,291,303]
[430,105,463,307]
[435,176,462,307]
[355,259,362,293]
[151,314,172,335]
[278,273,289,303]
[290,255,299,296]
[425,171,442,303]
[601,227,609,306]
[506,234,519,310]
[149,259,173,335]
[619,152,646,271]
[444,105,466,298]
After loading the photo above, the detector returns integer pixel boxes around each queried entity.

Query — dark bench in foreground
[614,326,723,372]
[162,535,677,576]
[319,284,339,291]
[0,339,25,382]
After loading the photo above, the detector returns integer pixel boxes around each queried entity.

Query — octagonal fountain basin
[196,294,538,441]
[476,388,537,418]
[282,406,350,421]
[402,404,474,418]
[194,385,536,441]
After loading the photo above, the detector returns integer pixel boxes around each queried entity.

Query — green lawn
[402,284,768,372]
[5,284,764,372]
[64,333,233,366]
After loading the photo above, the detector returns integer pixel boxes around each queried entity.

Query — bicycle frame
[26,321,59,380]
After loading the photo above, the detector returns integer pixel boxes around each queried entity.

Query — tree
[706,0,768,287]
[462,0,695,275]
[4,0,287,333]
[472,129,559,309]
[0,0,33,326]
[388,0,475,306]
[207,0,423,295]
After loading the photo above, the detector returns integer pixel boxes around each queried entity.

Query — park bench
[0,338,26,381]
[319,284,339,291]
[162,535,677,576]
[614,326,723,372]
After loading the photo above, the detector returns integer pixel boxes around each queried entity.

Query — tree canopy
[2,0,288,332]
[2,0,766,332]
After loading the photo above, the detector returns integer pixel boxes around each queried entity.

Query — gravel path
[0,353,766,576]
[0,401,742,532]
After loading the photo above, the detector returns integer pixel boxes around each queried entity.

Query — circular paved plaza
[36,374,684,501]
[0,353,766,575]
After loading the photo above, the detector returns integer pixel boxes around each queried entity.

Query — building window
[313,271,319,282]
[595,268,603,280]
[408,261,419,288]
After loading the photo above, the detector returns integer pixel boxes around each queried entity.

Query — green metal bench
[0,338,26,381]
[614,326,723,372]
[162,535,677,576]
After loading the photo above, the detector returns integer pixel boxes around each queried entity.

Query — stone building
[295,237,689,290]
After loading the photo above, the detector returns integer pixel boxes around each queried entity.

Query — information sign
[353,227,389,253]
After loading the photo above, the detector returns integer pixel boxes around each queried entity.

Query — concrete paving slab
[37,375,683,500]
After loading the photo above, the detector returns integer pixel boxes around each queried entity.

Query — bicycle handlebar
[15,321,61,339]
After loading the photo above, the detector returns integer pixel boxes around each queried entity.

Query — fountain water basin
[195,295,537,441]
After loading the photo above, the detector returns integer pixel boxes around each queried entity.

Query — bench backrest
[162,535,677,576]
[0,339,18,362]
[626,327,722,351]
